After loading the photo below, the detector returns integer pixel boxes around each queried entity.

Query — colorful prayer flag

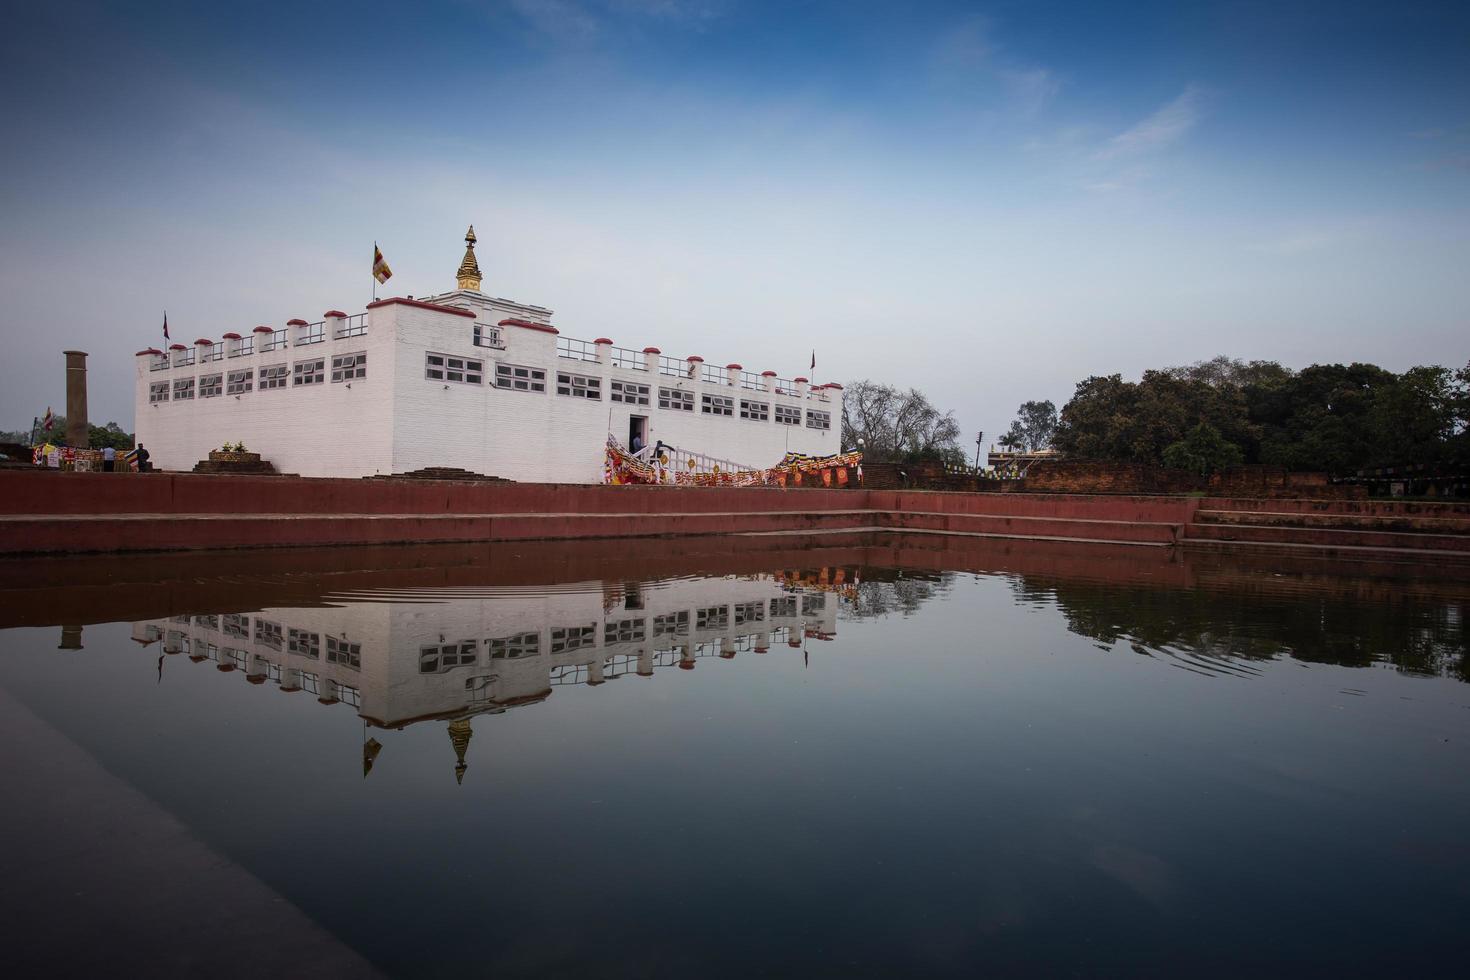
[373,245,393,284]
[41,407,54,431]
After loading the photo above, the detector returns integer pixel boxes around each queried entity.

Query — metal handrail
[700,364,725,385]
[557,336,600,362]
[658,355,686,378]
[610,346,646,371]
[334,313,368,339]
[739,371,766,391]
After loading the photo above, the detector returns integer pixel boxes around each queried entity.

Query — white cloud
[1096,85,1204,159]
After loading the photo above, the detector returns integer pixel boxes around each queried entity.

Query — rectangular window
[495,363,546,392]
[199,374,223,398]
[293,358,324,386]
[734,601,765,625]
[223,614,249,639]
[556,372,601,400]
[173,378,195,400]
[775,404,801,426]
[739,399,769,422]
[604,617,647,644]
[426,352,483,384]
[260,364,288,390]
[331,352,366,382]
[806,409,831,430]
[226,370,253,395]
[420,641,478,673]
[653,611,689,638]
[326,636,361,670]
[149,381,170,403]
[297,322,325,345]
[287,628,320,660]
[697,605,729,631]
[550,624,597,654]
[658,387,694,411]
[473,324,503,348]
[611,380,650,405]
[229,337,253,357]
[487,632,540,660]
[770,596,797,618]
[255,619,283,651]
[194,614,219,631]
[701,394,734,416]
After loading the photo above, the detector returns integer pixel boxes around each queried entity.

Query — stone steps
[884,510,1180,545]
[1195,509,1470,535]
[1185,519,1470,553]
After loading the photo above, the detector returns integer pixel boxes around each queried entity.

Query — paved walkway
[0,685,380,977]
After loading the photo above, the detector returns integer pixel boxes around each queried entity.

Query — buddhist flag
[42,407,55,431]
[162,311,170,341]
[373,245,393,284]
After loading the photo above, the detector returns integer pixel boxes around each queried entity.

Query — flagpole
[28,416,38,447]
[373,241,377,304]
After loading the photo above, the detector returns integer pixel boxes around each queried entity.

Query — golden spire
[456,225,482,292]
[448,717,474,784]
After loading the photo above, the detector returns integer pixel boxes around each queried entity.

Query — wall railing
[557,336,599,362]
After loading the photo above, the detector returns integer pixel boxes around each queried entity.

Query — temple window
[473,324,504,348]
[550,624,597,654]
[326,636,361,670]
[427,352,484,384]
[488,632,540,660]
[420,641,478,673]
[293,358,325,386]
[331,352,366,382]
[149,381,170,403]
[226,370,254,395]
[653,611,689,637]
[288,628,320,659]
[775,405,801,426]
[806,409,832,430]
[556,371,601,400]
[739,399,769,422]
[701,394,734,416]
[255,619,284,650]
[494,363,545,392]
[199,374,223,398]
[611,380,650,405]
[173,378,195,400]
[697,605,729,630]
[604,617,647,644]
[259,364,288,390]
[658,387,694,411]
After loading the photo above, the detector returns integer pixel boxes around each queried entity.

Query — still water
[1,533,1468,977]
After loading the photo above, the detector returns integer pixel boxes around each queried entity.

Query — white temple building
[133,228,843,481]
[131,568,847,781]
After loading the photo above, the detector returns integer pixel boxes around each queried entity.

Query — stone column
[64,350,88,449]
[725,363,741,386]
[762,371,777,394]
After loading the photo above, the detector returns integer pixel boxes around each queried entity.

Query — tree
[841,380,963,463]
[1162,422,1245,475]
[1001,400,1057,452]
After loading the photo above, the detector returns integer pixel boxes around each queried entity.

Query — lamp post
[973,431,984,471]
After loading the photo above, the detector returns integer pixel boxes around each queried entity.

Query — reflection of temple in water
[131,569,851,780]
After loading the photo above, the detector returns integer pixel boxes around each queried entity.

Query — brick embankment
[1,471,1466,558]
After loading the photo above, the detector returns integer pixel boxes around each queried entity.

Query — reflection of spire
[455,225,482,291]
[448,717,474,785]
[362,737,382,779]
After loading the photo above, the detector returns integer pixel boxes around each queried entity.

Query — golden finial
[456,225,482,292]
[448,717,474,784]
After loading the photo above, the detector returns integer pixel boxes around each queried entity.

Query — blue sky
[1,0,1467,445]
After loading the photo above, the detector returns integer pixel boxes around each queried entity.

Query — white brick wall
[134,293,842,482]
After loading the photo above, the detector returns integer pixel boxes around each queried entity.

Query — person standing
[102,445,116,472]
[136,443,151,472]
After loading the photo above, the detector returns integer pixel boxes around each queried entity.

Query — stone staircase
[1186,497,1470,557]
